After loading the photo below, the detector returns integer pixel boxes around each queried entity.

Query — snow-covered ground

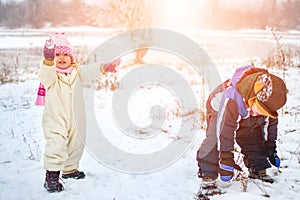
[0,28,299,200]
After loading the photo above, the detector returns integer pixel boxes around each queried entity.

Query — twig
[249,179,271,198]
[289,143,300,163]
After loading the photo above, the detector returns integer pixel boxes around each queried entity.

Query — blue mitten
[219,151,242,182]
[265,140,280,168]
[269,151,280,168]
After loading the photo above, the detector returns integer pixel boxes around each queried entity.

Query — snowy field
[0,28,299,200]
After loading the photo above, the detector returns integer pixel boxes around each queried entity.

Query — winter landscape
[1,0,300,200]
[0,26,299,200]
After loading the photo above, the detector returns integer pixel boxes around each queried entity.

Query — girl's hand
[104,58,121,73]
[43,39,55,61]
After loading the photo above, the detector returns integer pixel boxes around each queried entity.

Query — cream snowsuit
[39,62,103,171]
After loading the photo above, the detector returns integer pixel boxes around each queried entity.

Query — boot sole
[249,175,274,183]
[44,183,64,192]
[61,175,85,179]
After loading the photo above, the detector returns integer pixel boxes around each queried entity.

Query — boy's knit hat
[248,73,287,118]
[51,32,75,62]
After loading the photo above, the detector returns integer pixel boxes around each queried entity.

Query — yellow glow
[156,0,201,28]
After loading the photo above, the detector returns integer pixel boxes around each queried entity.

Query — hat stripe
[254,81,265,94]
[256,74,272,102]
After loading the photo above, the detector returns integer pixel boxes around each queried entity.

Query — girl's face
[55,53,71,69]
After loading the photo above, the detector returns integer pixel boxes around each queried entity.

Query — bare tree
[100,0,156,64]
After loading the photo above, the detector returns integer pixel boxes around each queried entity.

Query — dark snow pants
[196,83,272,179]
[235,116,272,173]
[197,109,272,179]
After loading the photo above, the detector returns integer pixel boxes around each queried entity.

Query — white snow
[0,28,299,200]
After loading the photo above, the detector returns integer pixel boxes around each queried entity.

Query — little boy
[196,65,287,197]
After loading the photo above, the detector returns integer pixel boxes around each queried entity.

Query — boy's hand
[268,151,281,168]
[104,58,121,73]
[43,38,55,61]
[265,140,281,168]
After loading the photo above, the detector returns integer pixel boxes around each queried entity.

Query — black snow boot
[249,169,274,183]
[62,169,85,180]
[44,170,64,192]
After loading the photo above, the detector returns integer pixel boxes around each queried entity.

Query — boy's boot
[196,176,222,199]
[44,170,64,192]
[249,169,274,183]
[62,169,85,179]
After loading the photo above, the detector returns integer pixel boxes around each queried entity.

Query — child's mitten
[43,39,55,61]
[104,58,121,73]
[265,140,281,168]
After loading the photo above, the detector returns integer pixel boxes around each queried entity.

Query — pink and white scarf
[35,67,73,106]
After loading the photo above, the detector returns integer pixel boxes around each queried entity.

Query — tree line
[201,0,300,30]
[0,0,299,30]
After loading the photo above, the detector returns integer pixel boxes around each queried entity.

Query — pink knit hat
[51,32,75,62]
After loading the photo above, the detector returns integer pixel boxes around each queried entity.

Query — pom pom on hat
[51,32,75,62]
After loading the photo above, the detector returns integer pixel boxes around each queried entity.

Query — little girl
[37,32,120,192]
